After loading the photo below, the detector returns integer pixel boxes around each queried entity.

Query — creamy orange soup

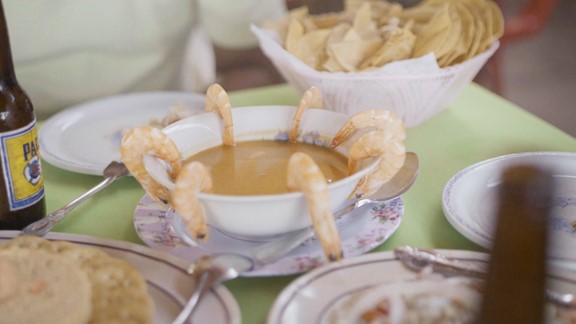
[186,140,349,195]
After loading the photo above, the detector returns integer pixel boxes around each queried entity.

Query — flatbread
[0,249,92,324]
[0,236,155,324]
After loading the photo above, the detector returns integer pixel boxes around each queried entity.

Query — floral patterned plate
[443,151,576,264]
[133,194,404,277]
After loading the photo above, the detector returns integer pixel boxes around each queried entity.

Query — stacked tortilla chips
[264,0,504,71]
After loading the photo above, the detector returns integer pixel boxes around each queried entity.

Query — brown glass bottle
[0,1,46,229]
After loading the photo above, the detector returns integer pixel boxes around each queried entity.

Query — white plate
[39,92,204,175]
[133,194,404,277]
[443,152,576,261]
[267,250,576,324]
[0,231,240,324]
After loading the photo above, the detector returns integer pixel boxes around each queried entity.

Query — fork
[394,246,576,309]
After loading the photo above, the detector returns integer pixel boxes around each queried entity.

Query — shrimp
[287,152,342,262]
[171,161,213,241]
[205,83,235,146]
[348,130,406,197]
[289,86,323,142]
[121,126,182,208]
[330,109,403,148]
[330,109,406,198]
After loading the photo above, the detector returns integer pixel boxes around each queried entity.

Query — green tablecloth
[40,83,576,323]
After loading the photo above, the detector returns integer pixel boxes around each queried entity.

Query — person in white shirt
[3,0,286,118]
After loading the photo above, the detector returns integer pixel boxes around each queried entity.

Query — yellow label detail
[1,121,44,210]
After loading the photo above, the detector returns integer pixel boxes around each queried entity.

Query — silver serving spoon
[394,246,576,309]
[173,253,254,324]
[21,161,130,236]
[251,152,419,264]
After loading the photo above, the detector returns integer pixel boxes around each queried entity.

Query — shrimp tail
[330,109,401,148]
[206,83,235,146]
[289,86,323,142]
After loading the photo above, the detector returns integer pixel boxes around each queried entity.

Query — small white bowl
[158,106,379,240]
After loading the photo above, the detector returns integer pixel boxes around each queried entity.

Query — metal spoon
[173,253,254,324]
[21,161,129,236]
[251,152,419,264]
[394,246,576,309]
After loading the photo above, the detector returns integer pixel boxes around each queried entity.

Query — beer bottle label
[0,121,44,211]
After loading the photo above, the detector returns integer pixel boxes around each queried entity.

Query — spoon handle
[21,171,120,236]
[173,270,212,324]
[251,226,316,264]
[174,254,253,324]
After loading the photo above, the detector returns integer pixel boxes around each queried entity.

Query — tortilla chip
[412,4,452,58]
[437,4,465,66]
[361,25,416,68]
[329,38,383,72]
[286,19,305,53]
[352,2,378,38]
[445,2,476,65]
[462,0,486,59]
[291,28,332,69]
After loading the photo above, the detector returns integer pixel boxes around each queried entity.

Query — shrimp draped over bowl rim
[205,83,235,146]
[287,152,343,262]
[289,86,323,142]
[120,126,182,208]
[171,161,213,241]
[331,108,406,198]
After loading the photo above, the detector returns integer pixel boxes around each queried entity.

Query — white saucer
[39,91,204,175]
[133,194,404,277]
[443,151,576,262]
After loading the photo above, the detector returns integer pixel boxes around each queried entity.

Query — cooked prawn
[289,86,323,142]
[348,130,406,197]
[171,161,213,241]
[330,109,406,198]
[330,109,403,147]
[287,152,342,262]
[205,83,235,146]
[121,126,182,208]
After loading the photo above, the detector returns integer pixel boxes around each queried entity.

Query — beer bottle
[0,1,46,229]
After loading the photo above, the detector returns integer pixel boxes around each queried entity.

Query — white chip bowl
[155,106,380,240]
[252,25,499,128]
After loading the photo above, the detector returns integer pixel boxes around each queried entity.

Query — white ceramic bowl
[158,106,379,240]
[252,25,499,128]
